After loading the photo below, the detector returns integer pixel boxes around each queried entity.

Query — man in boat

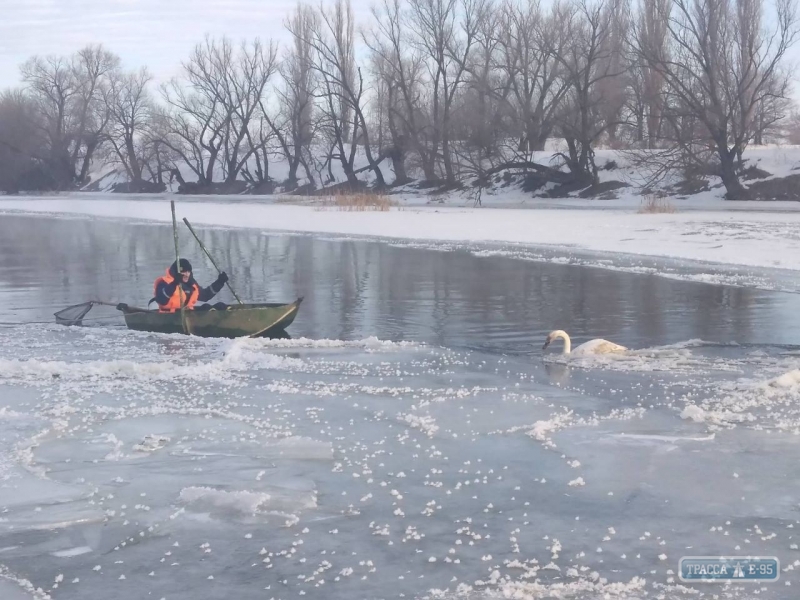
[151,259,229,312]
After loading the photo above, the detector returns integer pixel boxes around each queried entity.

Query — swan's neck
[556,331,571,354]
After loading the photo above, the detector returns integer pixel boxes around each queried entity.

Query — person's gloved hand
[116,303,129,311]
[212,272,229,293]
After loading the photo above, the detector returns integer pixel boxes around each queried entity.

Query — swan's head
[542,330,568,350]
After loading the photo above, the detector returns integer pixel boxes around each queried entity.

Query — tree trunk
[520,117,536,152]
[126,137,142,182]
[565,137,579,173]
[647,106,661,150]
[287,155,300,187]
[420,149,437,181]
[636,109,644,144]
[588,146,599,186]
[361,142,385,187]
[719,147,748,199]
[154,147,164,184]
[205,150,218,184]
[533,129,549,152]
[170,168,186,186]
[300,155,316,188]
[441,134,455,184]
[342,161,358,185]
[390,144,409,185]
[225,160,238,184]
[78,139,98,186]
[356,110,385,187]
[225,131,249,183]
[386,105,408,185]
[326,152,336,183]
[366,152,385,187]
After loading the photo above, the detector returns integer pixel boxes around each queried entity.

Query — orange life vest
[154,269,199,313]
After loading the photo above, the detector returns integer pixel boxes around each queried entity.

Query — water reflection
[0,213,798,351]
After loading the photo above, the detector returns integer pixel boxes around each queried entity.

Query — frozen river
[1,213,800,599]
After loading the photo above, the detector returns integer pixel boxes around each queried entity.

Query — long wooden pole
[182,217,243,305]
[170,201,188,334]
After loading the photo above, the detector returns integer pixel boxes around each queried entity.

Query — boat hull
[121,299,303,338]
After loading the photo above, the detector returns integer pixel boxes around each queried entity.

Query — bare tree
[552,0,626,184]
[366,0,431,181]
[20,47,118,188]
[141,135,182,187]
[459,2,505,156]
[239,111,276,185]
[106,67,153,184]
[496,0,570,153]
[368,50,413,184]
[633,0,799,198]
[750,72,792,144]
[20,55,77,187]
[291,0,386,187]
[408,0,488,184]
[153,96,218,187]
[160,37,273,187]
[594,0,631,144]
[219,39,278,184]
[71,46,119,184]
[637,0,671,147]
[0,90,50,192]
[784,104,800,144]
[268,4,319,188]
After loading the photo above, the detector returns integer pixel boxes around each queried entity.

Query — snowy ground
[83,141,800,198]
[0,194,797,292]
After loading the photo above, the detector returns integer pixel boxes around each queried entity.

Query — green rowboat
[118,298,303,338]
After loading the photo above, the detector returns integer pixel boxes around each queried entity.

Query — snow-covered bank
[0,195,794,286]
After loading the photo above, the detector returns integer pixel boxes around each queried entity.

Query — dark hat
[169,259,193,277]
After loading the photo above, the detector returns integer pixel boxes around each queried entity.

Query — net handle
[54,300,151,326]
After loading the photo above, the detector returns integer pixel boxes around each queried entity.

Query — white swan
[542,330,627,356]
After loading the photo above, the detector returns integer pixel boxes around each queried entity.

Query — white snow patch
[179,486,316,519]
[398,413,439,437]
[0,566,52,599]
[248,336,419,350]
[528,412,574,442]
[6,191,800,290]
[680,405,708,423]
[51,546,93,558]
[770,369,800,389]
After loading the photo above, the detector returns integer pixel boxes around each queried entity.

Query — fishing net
[54,302,95,326]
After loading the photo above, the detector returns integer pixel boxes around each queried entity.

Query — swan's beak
[542,339,550,350]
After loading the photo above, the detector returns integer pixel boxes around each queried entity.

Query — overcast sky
[0,0,374,88]
[1,0,797,96]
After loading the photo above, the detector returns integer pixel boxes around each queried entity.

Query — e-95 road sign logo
[679,557,780,582]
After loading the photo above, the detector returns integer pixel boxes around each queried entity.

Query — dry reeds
[638,193,677,214]
[319,192,396,211]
